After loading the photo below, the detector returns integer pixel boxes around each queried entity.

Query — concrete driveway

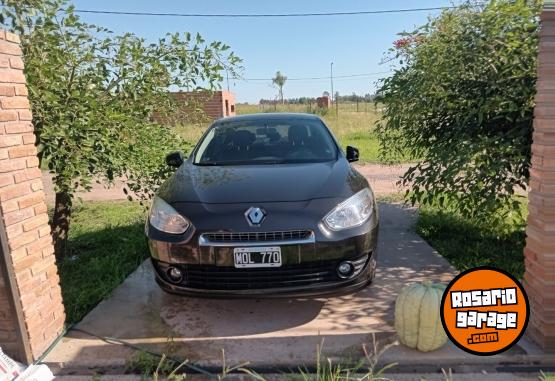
[43,203,549,375]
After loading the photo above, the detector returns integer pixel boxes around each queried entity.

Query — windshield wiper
[256,160,287,165]
[195,162,221,166]
[196,160,287,166]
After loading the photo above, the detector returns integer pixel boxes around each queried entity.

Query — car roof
[213,113,322,125]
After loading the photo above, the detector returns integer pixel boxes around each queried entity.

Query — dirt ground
[355,163,411,196]
[41,163,411,204]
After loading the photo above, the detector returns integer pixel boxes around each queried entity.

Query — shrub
[375,0,540,221]
[0,0,241,257]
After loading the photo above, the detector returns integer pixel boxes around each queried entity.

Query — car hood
[157,159,368,204]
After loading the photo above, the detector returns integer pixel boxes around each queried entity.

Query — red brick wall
[0,263,21,358]
[317,96,331,108]
[176,90,236,119]
[0,30,65,362]
[524,9,555,352]
[154,90,236,125]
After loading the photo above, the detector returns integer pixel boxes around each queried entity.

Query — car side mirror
[165,151,185,168]
[346,146,359,163]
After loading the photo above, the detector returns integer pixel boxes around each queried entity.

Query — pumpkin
[394,280,447,352]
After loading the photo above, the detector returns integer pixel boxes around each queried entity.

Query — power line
[233,71,392,82]
[73,6,461,18]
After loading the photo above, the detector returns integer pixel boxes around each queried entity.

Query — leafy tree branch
[375,0,540,224]
[0,0,242,257]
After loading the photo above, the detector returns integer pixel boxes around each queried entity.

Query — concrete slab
[42,203,553,376]
[53,374,547,381]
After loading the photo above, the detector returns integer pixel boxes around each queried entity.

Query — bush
[0,0,241,257]
[375,0,540,221]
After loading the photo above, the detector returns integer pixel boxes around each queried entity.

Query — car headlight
[323,188,374,231]
[148,196,190,234]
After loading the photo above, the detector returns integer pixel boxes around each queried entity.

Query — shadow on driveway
[45,203,464,371]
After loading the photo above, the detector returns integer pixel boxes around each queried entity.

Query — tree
[272,71,287,103]
[375,0,540,222]
[0,0,241,257]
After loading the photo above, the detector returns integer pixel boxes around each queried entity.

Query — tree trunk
[52,191,72,259]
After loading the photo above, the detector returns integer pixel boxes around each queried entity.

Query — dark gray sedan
[146,113,379,297]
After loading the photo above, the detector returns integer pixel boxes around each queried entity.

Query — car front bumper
[147,221,379,297]
[152,256,375,298]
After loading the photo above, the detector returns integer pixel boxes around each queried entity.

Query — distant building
[173,90,236,119]
[317,96,331,108]
[154,90,236,125]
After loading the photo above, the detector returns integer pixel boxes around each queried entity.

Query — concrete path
[42,203,551,376]
[53,373,548,381]
[41,164,409,204]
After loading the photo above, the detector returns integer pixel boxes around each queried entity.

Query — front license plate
[233,247,282,268]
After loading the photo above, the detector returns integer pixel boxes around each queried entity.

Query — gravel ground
[42,164,410,204]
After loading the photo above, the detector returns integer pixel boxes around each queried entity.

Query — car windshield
[193,118,338,166]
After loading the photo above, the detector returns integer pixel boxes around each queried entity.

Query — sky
[70,0,461,103]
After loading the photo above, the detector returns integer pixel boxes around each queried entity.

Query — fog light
[167,267,183,283]
[337,261,355,278]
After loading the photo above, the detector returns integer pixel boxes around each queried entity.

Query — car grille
[201,230,312,243]
[153,259,368,290]
[183,262,335,290]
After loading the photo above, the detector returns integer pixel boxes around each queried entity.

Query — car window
[193,118,338,165]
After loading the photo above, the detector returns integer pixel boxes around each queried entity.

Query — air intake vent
[202,230,312,243]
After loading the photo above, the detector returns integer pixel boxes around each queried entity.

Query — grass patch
[57,200,148,323]
[376,192,406,203]
[125,336,397,380]
[173,122,207,154]
[415,200,527,279]
[339,131,380,163]
[174,103,407,164]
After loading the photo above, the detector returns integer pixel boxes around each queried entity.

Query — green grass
[57,201,148,323]
[415,200,527,279]
[173,102,402,164]
[376,192,406,203]
[339,131,380,163]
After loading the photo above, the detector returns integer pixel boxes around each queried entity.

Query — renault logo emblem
[245,207,266,225]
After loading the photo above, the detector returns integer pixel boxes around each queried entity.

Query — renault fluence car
[146,113,379,297]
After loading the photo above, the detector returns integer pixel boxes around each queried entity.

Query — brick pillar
[0,30,65,363]
[0,248,23,358]
[523,5,555,352]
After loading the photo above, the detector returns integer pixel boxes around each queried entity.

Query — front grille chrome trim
[199,230,315,247]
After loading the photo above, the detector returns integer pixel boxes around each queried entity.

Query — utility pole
[226,70,230,91]
[330,62,334,104]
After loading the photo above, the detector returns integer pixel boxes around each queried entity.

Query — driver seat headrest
[288,125,309,146]
[232,130,256,149]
